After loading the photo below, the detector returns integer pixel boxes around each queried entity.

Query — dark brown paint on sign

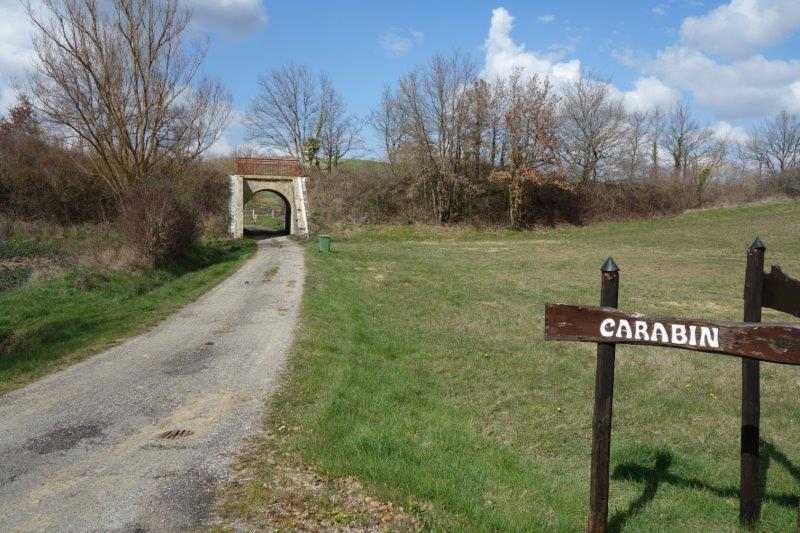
[545,303,800,366]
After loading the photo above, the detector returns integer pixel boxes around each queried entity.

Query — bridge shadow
[608,440,799,532]
[243,228,290,239]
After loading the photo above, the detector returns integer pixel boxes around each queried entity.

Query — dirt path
[0,237,304,532]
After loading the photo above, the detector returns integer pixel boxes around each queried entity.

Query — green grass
[244,191,287,232]
[244,212,284,232]
[336,158,389,173]
[0,239,256,394]
[244,200,800,531]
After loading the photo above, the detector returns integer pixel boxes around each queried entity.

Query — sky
[2,0,800,157]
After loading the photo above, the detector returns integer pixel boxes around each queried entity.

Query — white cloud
[792,81,800,112]
[538,14,555,24]
[609,0,800,120]
[649,45,800,118]
[0,2,35,72]
[0,86,19,113]
[207,130,236,156]
[483,8,678,114]
[0,0,36,113]
[680,0,800,58]
[652,4,668,16]
[711,120,749,143]
[611,47,642,69]
[618,76,679,113]
[186,0,268,34]
[379,28,424,57]
[0,0,268,113]
[483,7,580,85]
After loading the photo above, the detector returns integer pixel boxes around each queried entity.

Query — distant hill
[336,159,389,173]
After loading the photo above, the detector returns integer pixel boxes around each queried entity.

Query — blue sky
[2,0,800,156]
[204,1,683,114]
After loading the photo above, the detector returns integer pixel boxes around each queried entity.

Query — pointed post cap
[601,257,619,272]
[749,237,765,250]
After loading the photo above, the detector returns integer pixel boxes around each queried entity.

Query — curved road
[0,237,304,532]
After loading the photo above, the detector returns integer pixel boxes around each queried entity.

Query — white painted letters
[600,318,615,337]
[634,320,649,340]
[688,325,698,346]
[671,324,688,345]
[616,319,633,339]
[597,318,720,349]
[699,326,719,348]
[652,322,669,343]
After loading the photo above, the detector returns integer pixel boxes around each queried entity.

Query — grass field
[220,200,800,531]
[0,238,255,395]
[244,212,284,232]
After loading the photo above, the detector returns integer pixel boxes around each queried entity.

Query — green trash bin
[318,235,332,253]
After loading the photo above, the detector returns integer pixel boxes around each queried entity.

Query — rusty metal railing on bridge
[234,157,303,177]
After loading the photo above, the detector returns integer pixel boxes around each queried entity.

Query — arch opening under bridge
[243,189,291,236]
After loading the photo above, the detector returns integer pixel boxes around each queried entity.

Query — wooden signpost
[544,239,800,532]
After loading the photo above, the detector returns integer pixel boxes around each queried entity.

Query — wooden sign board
[763,265,800,319]
[545,303,800,366]
[547,247,800,532]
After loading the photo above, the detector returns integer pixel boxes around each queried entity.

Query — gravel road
[0,237,304,532]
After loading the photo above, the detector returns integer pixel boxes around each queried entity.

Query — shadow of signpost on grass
[608,441,800,532]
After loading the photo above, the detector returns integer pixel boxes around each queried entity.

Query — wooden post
[588,257,619,533]
[741,238,765,524]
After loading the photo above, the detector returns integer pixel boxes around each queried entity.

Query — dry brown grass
[0,218,138,292]
[213,431,421,532]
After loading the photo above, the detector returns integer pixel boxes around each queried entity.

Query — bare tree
[319,77,362,173]
[647,108,665,178]
[663,102,711,179]
[617,111,649,181]
[745,110,800,175]
[426,53,475,173]
[390,52,478,223]
[487,78,507,167]
[27,0,232,197]
[558,77,626,183]
[245,64,321,166]
[693,136,731,205]
[466,79,490,184]
[370,85,405,168]
[492,71,560,227]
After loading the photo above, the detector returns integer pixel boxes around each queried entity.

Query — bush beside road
[0,228,255,395]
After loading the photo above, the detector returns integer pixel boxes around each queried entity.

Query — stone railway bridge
[228,157,310,238]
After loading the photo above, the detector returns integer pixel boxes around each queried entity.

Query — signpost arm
[740,238,765,524]
[588,258,619,533]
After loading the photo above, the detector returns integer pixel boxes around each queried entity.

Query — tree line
[247,53,799,227]
[2,2,799,238]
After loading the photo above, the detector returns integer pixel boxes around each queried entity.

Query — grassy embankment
[220,200,800,531]
[0,227,255,395]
